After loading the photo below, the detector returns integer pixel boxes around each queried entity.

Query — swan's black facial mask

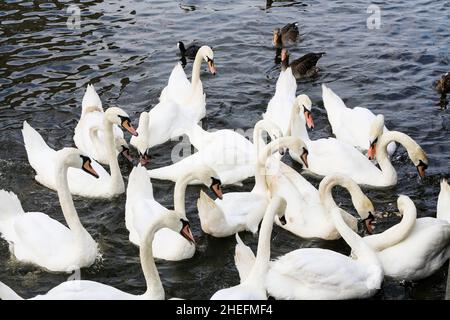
[416,160,428,179]
[206,56,216,75]
[139,150,150,166]
[180,219,195,244]
[118,115,138,137]
[210,177,223,200]
[363,212,375,234]
[80,155,99,179]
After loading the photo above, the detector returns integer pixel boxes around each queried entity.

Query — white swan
[196,134,308,237]
[361,195,450,282]
[145,119,284,186]
[289,99,428,187]
[160,45,216,119]
[126,165,223,261]
[130,46,215,161]
[437,179,450,222]
[262,66,299,136]
[322,84,396,156]
[0,210,195,300]
[22,107,136,198]
[234,206,383,299]
[73,84,136,165]
[210,196,287,300]
[267,171,375,240]
[0,148,99,273]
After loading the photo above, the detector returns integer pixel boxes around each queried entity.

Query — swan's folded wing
[159,63,191,105]
[12,212,74,264]
[131,199,166,242]
[22,121,57,182]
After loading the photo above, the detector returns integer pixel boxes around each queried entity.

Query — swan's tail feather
[127,165,154,202]
[437,178,450,222]
[234,233,256,282]
[321,83,347,111]
[81,84,103,114]
[22,121,55,176]
[0,281,23,300]
[0,190,24,221]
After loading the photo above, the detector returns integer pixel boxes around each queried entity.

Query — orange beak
[180,221,195,244]
[304,110,314,129]
[367,143,376,160]
[82,158,99,179]
[122,120,138,137]
[417,164,427,178]
[300,148,309,168]
[211,183,223,200]
[208,60,216,75]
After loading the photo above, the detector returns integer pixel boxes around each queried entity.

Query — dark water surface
[0,0,449,299]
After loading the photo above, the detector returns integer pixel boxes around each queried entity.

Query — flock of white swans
[0,43,449,300]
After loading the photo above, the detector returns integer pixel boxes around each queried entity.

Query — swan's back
[32,280,138,300]
[267,248,381,299]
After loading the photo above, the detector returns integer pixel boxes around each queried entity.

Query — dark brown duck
[273,23,299,47]
[435,72,450,95]
[177,41,200,59]
[281,49,325,79]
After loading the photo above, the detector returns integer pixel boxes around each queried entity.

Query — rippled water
[0,0,449,300]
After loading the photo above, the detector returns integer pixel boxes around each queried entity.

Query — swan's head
[294,94,314,129]
[284,137,309,169]
[396,195,416,216]
[161,210,196,244]
[57,147,99,179]
[273,28,281,46]
[130,112,151,166]
[104,107,138,137]
[355,194,375,234]
[188,165,223,199]
[82,84,102,111]
[410,146,428,179]
[199,45,216,75]
[272,196,288,226]
[368,115,385,160]
[177,41,185,52]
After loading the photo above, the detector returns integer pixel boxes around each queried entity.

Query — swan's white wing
[32,280,137,300]
[216,192,266,232]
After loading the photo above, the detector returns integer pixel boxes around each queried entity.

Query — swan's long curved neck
[364,201,417,252]
[376,131,419,184]
[288,104,310,142]
[191,50,204,94]
[55,162,84,235]
[319,175,366,213]
[331,208,380,266]
[103,118,123,190]
[174,171,198,216]
[140,220,165,299]
[252,120,275,194]
[245,198,283,285]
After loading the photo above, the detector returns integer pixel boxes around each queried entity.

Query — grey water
[0,0,449,299]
